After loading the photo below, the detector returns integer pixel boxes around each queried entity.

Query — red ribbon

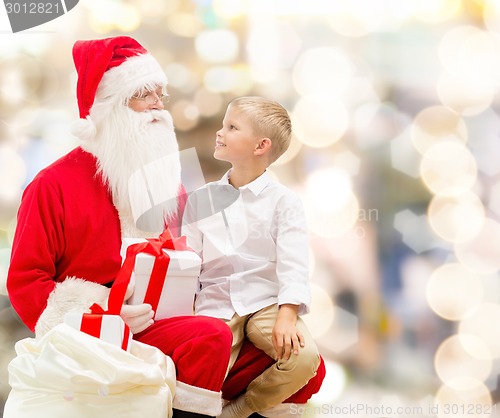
[91,228,190,316]
[121,324,131,350]
[80,312,131,351]
[80,314,103,339]
[85,228,189,350]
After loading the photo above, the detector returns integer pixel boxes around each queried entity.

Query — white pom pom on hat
[70,115,96,141]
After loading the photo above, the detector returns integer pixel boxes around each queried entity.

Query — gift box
[64,312,132,352]
[121,237,201,320]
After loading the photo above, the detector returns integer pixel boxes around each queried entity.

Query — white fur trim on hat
[34,277,110,338]
[173,381,223,416]
[96,53,168,102]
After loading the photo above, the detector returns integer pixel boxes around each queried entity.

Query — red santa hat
[72,36,167,136]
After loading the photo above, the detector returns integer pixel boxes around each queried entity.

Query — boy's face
[214,105,261,164]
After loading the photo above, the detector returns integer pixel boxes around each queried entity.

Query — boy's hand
[272,304,305,361]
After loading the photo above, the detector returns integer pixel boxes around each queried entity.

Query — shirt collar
[220,169,272,196]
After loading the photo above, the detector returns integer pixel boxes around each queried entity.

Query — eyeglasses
[131,91,170,105]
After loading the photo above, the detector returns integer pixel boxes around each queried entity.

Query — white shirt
[182,170,311,320]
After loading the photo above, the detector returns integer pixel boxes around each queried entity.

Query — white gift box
[121,237,201,320]
[64,312,132,352]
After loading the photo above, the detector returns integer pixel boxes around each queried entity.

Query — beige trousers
[225,304,321,412]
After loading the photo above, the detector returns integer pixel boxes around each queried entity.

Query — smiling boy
[182,96,321,418]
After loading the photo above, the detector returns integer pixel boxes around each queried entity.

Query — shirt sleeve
[274,192,311,315]
[7,176,64,331]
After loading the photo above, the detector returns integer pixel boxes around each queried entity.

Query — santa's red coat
[8,147,125,331]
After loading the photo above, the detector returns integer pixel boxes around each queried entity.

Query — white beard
[81,103,181,238]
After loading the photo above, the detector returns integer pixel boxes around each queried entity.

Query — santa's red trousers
[135,316,232,390]
[135,315,325,404]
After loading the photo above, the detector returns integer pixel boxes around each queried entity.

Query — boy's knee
[298,348,321,377]
[280,348,320,380]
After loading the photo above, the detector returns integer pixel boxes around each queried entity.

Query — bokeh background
[2,0,500,416]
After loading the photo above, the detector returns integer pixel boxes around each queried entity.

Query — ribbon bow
[91,228,190,316]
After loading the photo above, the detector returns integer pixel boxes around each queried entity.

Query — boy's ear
[254,137,272,156]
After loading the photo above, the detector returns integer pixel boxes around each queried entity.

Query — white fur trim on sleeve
[173,381,223,416]
[34,277,109,338]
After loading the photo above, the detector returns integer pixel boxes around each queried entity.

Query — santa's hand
[120,303,154,334]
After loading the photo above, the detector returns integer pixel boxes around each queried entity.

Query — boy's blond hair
[229,96,292,163]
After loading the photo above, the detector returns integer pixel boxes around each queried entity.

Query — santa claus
[7,36,232,418]
[6,36,325,418]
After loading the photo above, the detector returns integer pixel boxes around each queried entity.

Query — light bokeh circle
[455,218,500,275]
[293,47,353,97]
[410,105,467,155]
[302,283,335,339]
[459,302,500,358]
[292,96,349,148]
[435,379,491,418]
[426,263,483,321]
[427,192,485,243]
[420,141,477,197]
[434,334,491,387]
[304,168,359,237]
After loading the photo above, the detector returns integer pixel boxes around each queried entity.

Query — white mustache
[139,109,170,124]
